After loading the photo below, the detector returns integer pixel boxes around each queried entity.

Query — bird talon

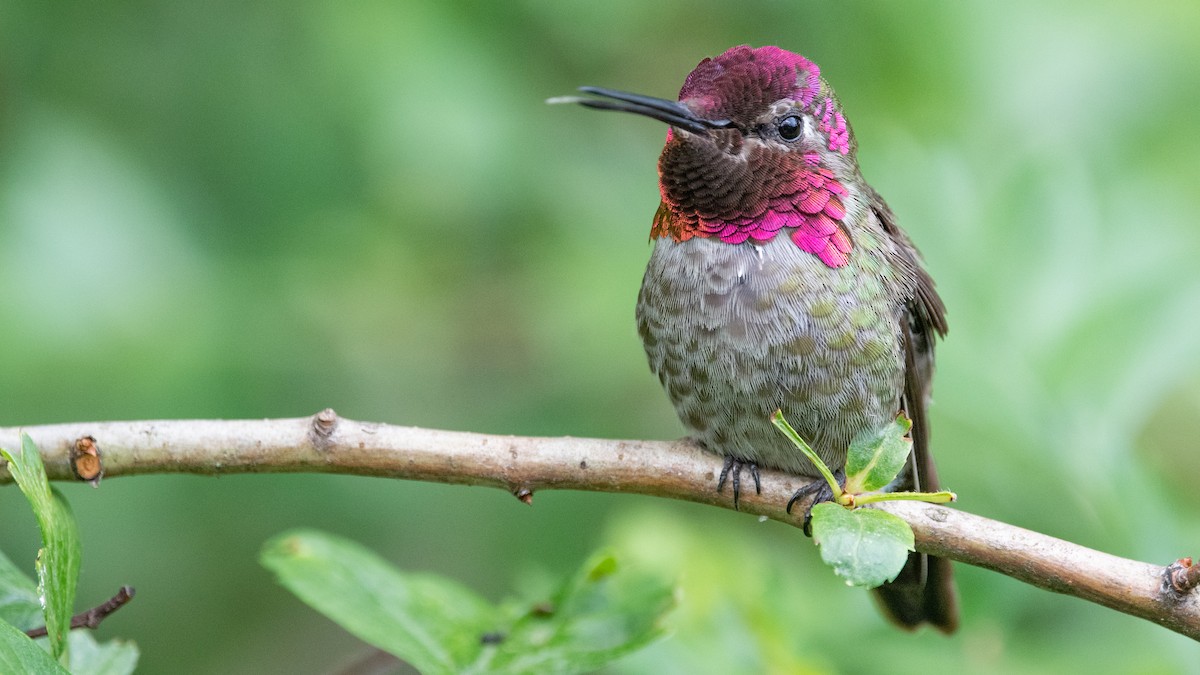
[716,456,735,493]
[786,469,845,536]
[716,456,759,511]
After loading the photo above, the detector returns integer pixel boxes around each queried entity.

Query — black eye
[777,115,802,141]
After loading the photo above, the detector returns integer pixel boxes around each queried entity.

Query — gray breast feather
[636,235,906,476]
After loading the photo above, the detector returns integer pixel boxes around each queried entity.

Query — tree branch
[2,410,1196,641]
[24,586,136,638]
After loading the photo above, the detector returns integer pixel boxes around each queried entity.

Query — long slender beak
[547,86,736,135]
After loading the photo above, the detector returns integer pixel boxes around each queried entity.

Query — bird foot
[786,469,845,536]
[716,456,761,511]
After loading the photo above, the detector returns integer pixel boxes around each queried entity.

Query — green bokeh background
[3,1,1200,672]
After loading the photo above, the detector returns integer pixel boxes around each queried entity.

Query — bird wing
[865,186,959,633]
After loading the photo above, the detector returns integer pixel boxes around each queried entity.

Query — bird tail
[872,549,959,633]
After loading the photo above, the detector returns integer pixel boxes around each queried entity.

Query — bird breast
[635,234,907,476]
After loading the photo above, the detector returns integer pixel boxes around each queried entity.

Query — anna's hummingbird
[559,45,957,632]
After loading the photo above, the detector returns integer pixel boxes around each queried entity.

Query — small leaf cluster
[262,530,675,675]
[772,411,955,588]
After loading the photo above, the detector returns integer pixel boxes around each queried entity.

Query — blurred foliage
[262,531,673,674]
[2,0,1199,672]
[2,435,83,661]
[0,547,138,675]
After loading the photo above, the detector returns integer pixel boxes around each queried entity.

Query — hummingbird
[556,45,957,632]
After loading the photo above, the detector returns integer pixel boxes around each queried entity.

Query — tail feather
[872,551,959,633]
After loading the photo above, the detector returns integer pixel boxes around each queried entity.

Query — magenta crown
[678,45,823,124]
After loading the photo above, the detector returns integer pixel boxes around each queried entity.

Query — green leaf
[0,550,138,674]
[262,531,674,675]
[487,551,674,674]
[262,529,497,675]
[0,619,70,675]
[65,631,139,675]
[0,548,42,631]
[1,435,81,660]
[843,414,913,495]
[809,503,914,588]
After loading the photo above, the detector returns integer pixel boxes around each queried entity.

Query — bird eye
[777,115,802,141]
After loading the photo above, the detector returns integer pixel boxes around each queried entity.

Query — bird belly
[636,236,906,476]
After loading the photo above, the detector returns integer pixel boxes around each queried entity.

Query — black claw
[716,456,760,511]
[717,456,735,493]
[731,465,741,508]
[787,469,845,536]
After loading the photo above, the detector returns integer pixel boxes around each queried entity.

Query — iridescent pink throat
[652,161,853,268]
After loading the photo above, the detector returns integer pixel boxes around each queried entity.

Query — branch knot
[309,408,339,448]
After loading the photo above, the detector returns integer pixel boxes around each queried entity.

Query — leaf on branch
[778,411,949,587]
[843,413,912,495]
[809,503,914,588]
[1,434,82,661]
[261,530,674,675]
